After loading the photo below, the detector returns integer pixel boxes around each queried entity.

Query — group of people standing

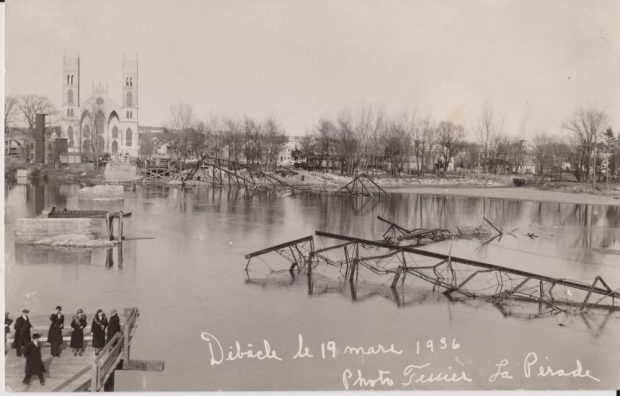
[5,307,122,386]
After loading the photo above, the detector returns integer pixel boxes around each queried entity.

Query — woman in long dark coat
[70,310,87,356]
[106,310,121,344]
[91,309,108,355]
[47,306,64,357]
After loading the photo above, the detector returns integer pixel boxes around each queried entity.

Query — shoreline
[7,162,620,206]
[384,185,620,206]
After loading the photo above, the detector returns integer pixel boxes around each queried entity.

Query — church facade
[59,55,140,157]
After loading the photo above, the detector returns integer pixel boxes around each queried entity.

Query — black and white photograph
[2,0,620,392]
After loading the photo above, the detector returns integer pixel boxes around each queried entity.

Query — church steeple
[62,54,80,118]
[122,54,138,121]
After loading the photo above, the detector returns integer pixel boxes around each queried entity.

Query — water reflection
[245,269,619,337]
[5,182,620,390]
[105,244,124,269]
[14,243,126,269]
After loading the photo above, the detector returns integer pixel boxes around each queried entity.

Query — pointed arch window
[126,128,133,146]
[127,91,133,107]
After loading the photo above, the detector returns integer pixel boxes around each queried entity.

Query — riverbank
[280,170,620,205]
[281,170,509,191]
[385,186,620,206]
[9,161,619,206]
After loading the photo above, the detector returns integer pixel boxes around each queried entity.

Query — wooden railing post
[122,310,132,369]
[90,361,99,392]
[105,213,111,240]
[118,213,123,242]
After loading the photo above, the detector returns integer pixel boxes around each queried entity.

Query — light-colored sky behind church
[5,0,620,137]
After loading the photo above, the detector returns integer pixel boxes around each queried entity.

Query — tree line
[5,95,619,182]
[144,102,289,170]
[295,104,618,182]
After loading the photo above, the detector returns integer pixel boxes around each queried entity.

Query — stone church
[60,55,139,157]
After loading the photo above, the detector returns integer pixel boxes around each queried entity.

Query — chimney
[34,113,46,164]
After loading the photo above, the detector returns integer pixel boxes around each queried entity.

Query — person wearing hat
[13,309,32,357]
[47,306,64,357]
[22,333,46,385]
[91,309,108,356]
[5,312,13,355]
[70,309,87,356]
[106,309,121,344]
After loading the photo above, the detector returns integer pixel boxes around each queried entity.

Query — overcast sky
[5,0,620,137]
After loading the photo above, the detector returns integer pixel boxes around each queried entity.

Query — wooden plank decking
[5,347,95,392]
[4,308,163,392]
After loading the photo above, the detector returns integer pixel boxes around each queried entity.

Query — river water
[4,182,620,391]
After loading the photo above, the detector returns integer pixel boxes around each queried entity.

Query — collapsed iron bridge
[244,218,619,314]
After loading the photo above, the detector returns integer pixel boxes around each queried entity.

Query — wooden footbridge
[5,308,164,392]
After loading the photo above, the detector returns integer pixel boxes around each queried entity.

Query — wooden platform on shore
[5,347,95,392]
[4,308,164,392]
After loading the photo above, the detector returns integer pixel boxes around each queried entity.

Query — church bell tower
[62,55,80,117]
[122,54,138,121]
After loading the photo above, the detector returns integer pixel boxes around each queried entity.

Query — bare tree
[187,121,207,158]
[477,103,502,173]
[18,95,57,159]
[416,115,434,175]
[299,134,316,168]
[382,119,412,175]
[563,107,608,183]
[85,99,105,169]
[221,118,245,161]
[335,111,359,175]
[262,118,288,169]
[4,95,20,136]
[435,120,465,171]
[139,134,157,159]
[241,117,263,165]
[314,118,336,171]
[167,102,196,164]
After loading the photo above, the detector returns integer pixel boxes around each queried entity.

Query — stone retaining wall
[15,218,107,244]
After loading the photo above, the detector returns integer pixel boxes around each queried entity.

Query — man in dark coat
[13,309,32,357]
[47,306,64,357]
[106,309,121,344]
[22,333,46,385]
